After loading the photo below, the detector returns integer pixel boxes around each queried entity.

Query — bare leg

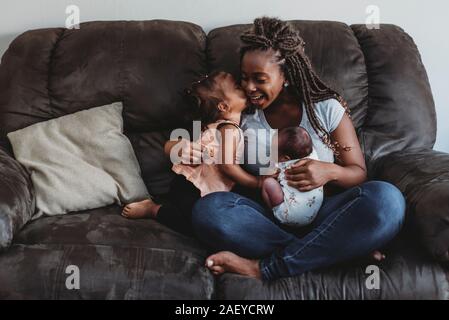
[261,177,284,208]
[121,199,161,219]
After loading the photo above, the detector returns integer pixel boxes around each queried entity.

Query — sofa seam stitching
[47,28,66,118]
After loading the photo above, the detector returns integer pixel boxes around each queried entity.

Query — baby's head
[276,126,313,162]
[185,71,247,127]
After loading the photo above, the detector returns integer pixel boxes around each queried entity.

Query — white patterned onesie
[272,149,324,227]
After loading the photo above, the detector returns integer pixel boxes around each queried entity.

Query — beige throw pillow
[7,102,150,218]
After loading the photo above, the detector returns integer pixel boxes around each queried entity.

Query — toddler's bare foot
[205,251,262,279]
[121,199,160,219]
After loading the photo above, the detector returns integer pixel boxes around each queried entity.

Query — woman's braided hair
[240,17,351,156]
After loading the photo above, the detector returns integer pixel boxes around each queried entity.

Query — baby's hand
[270,168,280,180]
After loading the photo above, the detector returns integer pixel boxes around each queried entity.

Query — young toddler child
[122,71,270,234]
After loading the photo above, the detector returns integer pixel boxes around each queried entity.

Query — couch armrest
[0,148,35,250]
[371,148,449,262]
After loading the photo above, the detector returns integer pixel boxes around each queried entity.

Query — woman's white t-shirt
[240,98,346,176]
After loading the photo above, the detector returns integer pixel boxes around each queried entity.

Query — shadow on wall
[0,33,21,64]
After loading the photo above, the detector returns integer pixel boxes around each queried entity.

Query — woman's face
[240,49,286,110]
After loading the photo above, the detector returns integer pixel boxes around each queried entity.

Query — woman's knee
[191,192,238,235]
[360,181,406,235]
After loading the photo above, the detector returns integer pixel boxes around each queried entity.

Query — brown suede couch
[0,20,448,299]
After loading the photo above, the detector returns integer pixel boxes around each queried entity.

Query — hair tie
[195,74,209,84]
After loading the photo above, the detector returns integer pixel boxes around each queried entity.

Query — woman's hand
[285,159,333,192]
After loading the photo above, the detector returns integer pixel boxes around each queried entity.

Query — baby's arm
[261,177,284,208]
[217,124,262,189]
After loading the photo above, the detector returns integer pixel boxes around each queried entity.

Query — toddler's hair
[184,71,227,129]
[278,126,313,159]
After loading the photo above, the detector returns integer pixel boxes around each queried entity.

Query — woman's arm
[325,113,367,188]
[217,124,262,189]
[286,114,367,191]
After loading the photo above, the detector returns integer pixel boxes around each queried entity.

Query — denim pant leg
[260,181,406,281]
[192,191,298,258]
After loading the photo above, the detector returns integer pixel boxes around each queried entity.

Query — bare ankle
[251,260,262,279]
[150,204,161,218]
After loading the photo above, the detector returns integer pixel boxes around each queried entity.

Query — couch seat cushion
[214,233,449,300]
[0,205,213,299]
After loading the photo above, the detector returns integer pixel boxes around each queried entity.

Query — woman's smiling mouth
[249,94,266,105]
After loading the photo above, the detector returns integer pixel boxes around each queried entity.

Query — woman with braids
[189,17,406,281]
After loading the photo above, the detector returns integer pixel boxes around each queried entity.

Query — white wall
[2,0,448,152]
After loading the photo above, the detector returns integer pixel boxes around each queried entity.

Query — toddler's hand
[175,139,205,166]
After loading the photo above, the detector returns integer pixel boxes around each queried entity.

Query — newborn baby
[262,126,323,227]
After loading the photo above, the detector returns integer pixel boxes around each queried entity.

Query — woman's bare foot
[121,199,160,219]
[204,250,384,280]
[205,251,262,279]
[371,250,386,261]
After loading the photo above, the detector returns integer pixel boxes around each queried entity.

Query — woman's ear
[217,102,230,113]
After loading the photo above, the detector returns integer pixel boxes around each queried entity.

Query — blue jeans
[191,181,406,281]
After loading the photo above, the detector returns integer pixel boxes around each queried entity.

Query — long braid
[240,17,351,156]
[290,55,334,151]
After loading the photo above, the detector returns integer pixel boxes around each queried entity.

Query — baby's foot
[371,250,386,262]
[121,199,160,219]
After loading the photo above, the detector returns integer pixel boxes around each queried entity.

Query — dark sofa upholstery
[0,20,448,299]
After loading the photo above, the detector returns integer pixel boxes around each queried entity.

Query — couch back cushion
[0,20,207,194]
[207,21,436,167]
[0,20,436,193]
